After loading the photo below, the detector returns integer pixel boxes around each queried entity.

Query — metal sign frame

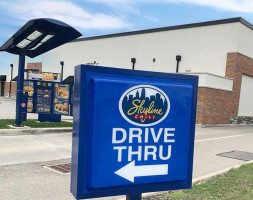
[71,65,198,199]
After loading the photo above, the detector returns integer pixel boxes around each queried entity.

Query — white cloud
[84,0,141,15]
[167,0,253,13]
[87,0,253,13]
[0,0,131,30]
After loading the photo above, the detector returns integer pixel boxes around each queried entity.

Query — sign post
[126,61,142,200]
[126,194,142,200]
[71,65,198,199]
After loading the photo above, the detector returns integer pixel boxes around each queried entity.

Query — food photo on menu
[28,71,61,82]
[42,72,61,82]
[23,81,34,112]
[53,83,70,115]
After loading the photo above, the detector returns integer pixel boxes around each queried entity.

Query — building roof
[12,75,74,83]
[72,17,251,43]
[62,76,74,83]
[0,75,6,82]
[24,69,39,72]
[12,76,18,81]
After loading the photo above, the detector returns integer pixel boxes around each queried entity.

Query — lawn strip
[144,163,253,200]
[0,119,72,129]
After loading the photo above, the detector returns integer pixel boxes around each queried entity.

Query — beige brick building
[5,18,253,125]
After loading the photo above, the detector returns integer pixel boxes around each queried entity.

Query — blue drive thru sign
[71,65,198,199]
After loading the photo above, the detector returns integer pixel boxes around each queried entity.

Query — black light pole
[131,58,136,70]
[176,55,182,73]
[9,64,13,97]
[60,61,64,82]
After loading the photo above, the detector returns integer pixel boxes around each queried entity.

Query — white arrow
[114,160,168,183]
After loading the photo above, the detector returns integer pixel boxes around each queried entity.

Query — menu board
[28,71,61,82]
[23,81,34,113]
[42,72,61,82]
[27,71,41,80]
[53,83,70,115]
[70,85,74,116]
[36,88,52,113]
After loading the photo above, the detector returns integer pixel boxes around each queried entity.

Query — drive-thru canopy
[0,18,82,126]
[0,18,81,57]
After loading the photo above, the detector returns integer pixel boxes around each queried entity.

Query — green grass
[145,163,253,200]
[0,119,73,129]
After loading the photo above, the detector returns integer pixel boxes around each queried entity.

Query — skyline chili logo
[119,85,170,126]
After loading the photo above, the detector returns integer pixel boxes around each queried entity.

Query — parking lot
[0,125,253,200]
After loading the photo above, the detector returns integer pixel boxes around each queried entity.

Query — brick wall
[1,62,42,97]
[26,62,42,79]
[4,82,17,97]
[26,62,42,72]
[225,53,253,114]
[196,88,233,124]
[196,52,253,125]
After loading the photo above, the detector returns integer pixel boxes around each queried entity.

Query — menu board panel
[70,85,74,116]
[36,88,52,113]
[23,81,34,113]
[28,71,42,80]
[28,71,61,82]
[53,83,70,115]
[23,81,34,96]
[27,97,34,113]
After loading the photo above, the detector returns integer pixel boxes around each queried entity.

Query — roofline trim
[69,17,253,43]
[71,17,250,43]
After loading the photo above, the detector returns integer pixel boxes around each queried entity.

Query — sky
[1,0,253,79]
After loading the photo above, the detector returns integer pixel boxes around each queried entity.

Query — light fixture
[41,35,54,43]
[30,43,43,50]
[16,39,32,48]
[30,34,54,50]
[131,58,136,70]
[27,30,42,41]
[176,55,182,73]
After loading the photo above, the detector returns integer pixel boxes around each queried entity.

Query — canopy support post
[14,52,25,127]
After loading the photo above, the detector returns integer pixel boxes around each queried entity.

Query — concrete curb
[192,160,253,184]
[118,160,253,200]
[0,127,72,136]
[201,124,253,128]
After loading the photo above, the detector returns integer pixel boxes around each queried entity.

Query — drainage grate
[44,163,71,174]
[217,150,253,161]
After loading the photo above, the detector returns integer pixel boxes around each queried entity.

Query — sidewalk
[0,97,72,120]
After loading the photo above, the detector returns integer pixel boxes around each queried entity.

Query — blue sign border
[71,65,198,199]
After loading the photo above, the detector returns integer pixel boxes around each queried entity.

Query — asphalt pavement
[0,126,253,200]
